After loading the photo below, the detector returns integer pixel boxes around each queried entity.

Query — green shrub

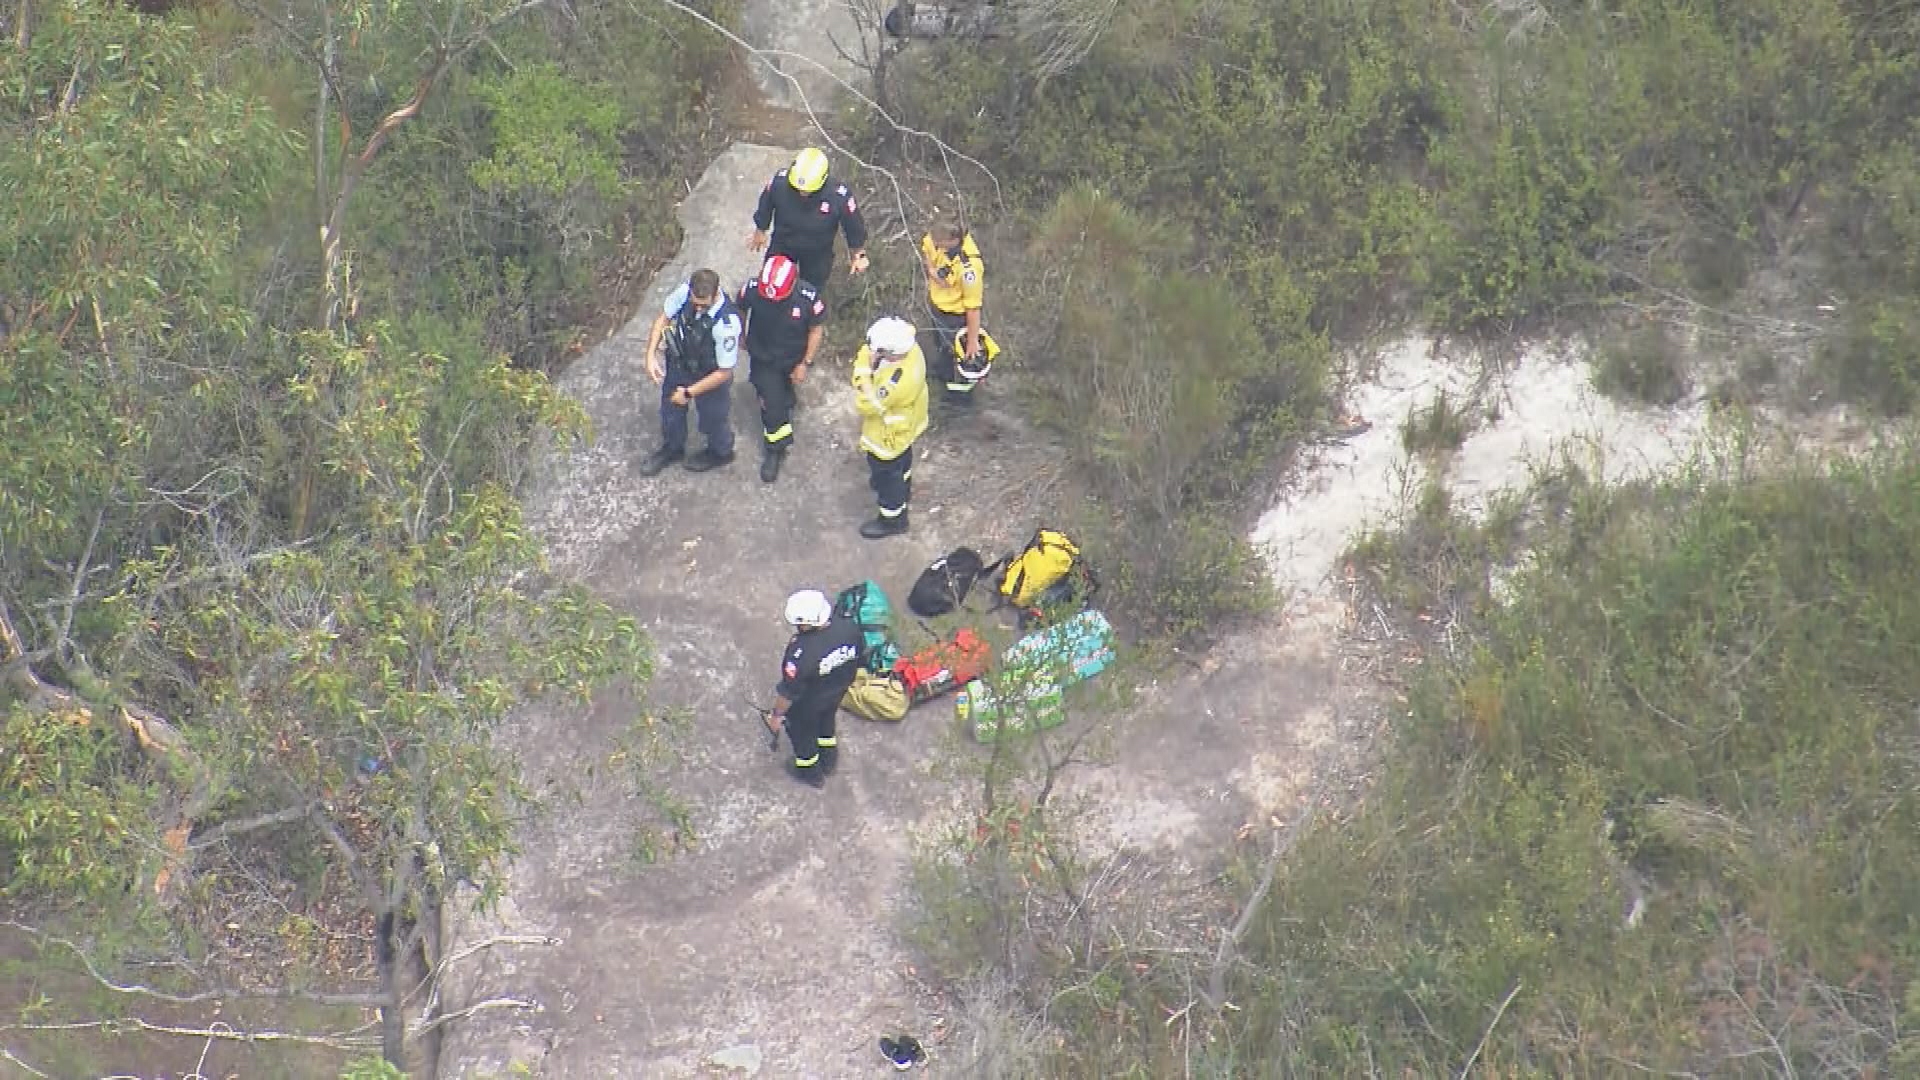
[1400,388,1474,456]
[1594,321,1692,406]
[1814,299,1920,414]
[0,703,157,906]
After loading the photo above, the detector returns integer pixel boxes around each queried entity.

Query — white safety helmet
[866,316,917,357]
[784,589,834,628]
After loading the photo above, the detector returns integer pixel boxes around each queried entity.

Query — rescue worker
[768,589,865,788]
[919,218,988,405]
[735,254,827,484]
[850,316,929,539]
[639,268,742,476]
[748,147,870,295]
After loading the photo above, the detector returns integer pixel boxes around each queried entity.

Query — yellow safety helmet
[787,147,830,194]
[954,329,1001,381]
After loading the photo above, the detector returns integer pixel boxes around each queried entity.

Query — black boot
[637,445,684,477]
[785,759,825,789]
[880,1035,926,1070]
[859,511,909,539]
[818,744,839,776]
[760,443,787,484]
[683,446,735,473]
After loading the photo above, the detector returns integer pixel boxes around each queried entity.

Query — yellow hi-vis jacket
[852,342,929,460]
[921,233,984,315]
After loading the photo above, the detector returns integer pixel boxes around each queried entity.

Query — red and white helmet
[758,255,799,302]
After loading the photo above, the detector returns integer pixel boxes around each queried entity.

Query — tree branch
[312,805,384,910]
[53,505,105,657]
[0,1017,379,1049]
[409,995,539,1037]
[637,0,1004,231]
[187,803,316,850]
[0,921,387,1009]
[1206,803,1315,1009]
[0,597,78,711]
[1458,981,1523,1079]
[0,1045,51,1079]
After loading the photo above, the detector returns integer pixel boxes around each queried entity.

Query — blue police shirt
[663,283,742,372]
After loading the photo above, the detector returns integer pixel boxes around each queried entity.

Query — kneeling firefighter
[769,589,866,788]
[851,316,930,540]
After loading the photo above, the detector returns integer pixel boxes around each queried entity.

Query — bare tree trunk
[14,0,30,50]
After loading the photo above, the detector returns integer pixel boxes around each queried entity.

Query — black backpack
[906,547,992,617]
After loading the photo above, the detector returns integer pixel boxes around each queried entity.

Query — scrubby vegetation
[1223,440,1920,1074]
[867,1,1920,1074]
[2,0,730,1071]
[865,0,1920,632]
[10,0,1920,1073]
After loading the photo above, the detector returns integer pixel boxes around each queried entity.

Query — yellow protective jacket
[922,233,985,315]
[851,342,929,460]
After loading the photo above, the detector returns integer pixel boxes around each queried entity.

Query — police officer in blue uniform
[736,254,828,484]
[748,147,870,295]
[768,590,866,788]
[640,268,743,476]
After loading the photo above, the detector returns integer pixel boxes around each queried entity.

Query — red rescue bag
[893,629,991,703]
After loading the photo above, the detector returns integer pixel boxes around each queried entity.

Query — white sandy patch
[1252,336,1714,605]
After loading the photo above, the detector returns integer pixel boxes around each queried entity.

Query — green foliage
[869,0,1920,628]
[0,1,295,577]
[1399,388,1474,456]
[0,704,156,904]
[1008,188,1301,636]
[126,326,649,904]
[1594,321,1693,406]
[342,1056,407,1080]
[341,1,731,363]
[0,0,722,1064]
[1228,442,1920,1072]
[472,63,625,200]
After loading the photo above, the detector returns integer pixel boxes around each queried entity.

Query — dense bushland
[867,0,1920,631]
[1213,439,1920,1074]
[1,0,729,1071]
[868,2,1920,1074]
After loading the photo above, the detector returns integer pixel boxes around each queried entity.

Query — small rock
[707,1043,763,1074]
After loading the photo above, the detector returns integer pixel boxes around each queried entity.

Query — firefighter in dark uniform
[769,589,866,788]
[748,146,870,295]
[639,268,742,476]
[736,254,828,484]
[920,218,990,405]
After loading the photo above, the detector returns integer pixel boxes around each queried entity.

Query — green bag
[834,579,900,673]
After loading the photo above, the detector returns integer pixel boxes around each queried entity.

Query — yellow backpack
[841,669,910,722]
[997,528,1081,608]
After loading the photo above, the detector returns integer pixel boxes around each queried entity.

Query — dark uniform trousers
[867,445,913,520]
[660,369,734,457]
[924,308,974,396]
[748,348,801,447]
[786,695,839,768]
